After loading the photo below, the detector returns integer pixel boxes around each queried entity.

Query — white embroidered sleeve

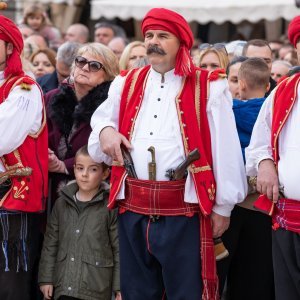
[245,91,275,176]
[207,79,247,217]
[88,75,125,165]
[0,84,42,156]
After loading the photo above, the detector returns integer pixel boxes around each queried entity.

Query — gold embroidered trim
[195,70,201,129]
[189,164,212,173]
[208,183,216,201]
[13,180,29,199]
[127,68,143,105]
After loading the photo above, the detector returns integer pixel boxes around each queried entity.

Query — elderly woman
[46,43,119,201]
[197,43,229,72]
[119,41,147,71]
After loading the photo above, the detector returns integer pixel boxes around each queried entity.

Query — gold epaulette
[20,82,32,91]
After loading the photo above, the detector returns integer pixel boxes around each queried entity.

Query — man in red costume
[89,8,246,300]
[0,15,48,300]
[246,15,300,300]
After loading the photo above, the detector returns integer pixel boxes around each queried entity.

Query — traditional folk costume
[246,16,300,300]
[217,98,275,300]
[89,8,246,300]
[0,15,48,300]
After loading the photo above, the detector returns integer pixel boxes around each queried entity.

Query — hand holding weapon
[120,144,138,178]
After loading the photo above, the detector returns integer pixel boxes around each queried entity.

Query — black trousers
[0,213,43,300]
[217,206,274,300]
[118,211,202,300]
[272,228,300,300]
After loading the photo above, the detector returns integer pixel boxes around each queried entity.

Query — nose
[82,168,88,176]
[149,34,159,45]
[82,62,89,72]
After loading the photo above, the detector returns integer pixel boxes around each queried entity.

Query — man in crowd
[246,15,300,300]
[0,15,48,300]
[37,41,80,94]
[242,39,276,96]
[89,7,246,299]
[94,22,126,45]
[64,23,89,44]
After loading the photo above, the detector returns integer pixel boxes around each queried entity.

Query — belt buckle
[149,215,160,222]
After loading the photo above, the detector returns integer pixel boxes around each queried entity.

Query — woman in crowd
[30,48,56,79]
[46,43,119,203]
[119,41,147,70]
[197,43,229,71]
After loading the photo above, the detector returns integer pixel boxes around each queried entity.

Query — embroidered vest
[108,66,217,216]
[0,75,48,212]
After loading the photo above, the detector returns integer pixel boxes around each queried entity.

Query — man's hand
[40,284,53,300]
[48,150,66,173]
[257,159,279,202]
[211,211,230,238]
[100,127,132,165]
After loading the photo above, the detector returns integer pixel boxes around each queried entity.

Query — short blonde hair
[119,41,145,71]
[76,43,119,81]
[197,48,229,70]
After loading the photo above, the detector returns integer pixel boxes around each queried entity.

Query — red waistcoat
[108,66,217,216]
[271,73,300,164]
[0,75,48,212]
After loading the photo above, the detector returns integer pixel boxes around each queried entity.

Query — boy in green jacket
[38,145,121,300]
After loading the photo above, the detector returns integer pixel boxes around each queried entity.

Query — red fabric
[253,194,274,216]
[141,8,194,77]
[119,177,200,216]
[0,15,24,78]
[0,75,48,212]
[109,65,219,300]
[208,69,226,82]
[288,15,300,47]
[273,198,300,233]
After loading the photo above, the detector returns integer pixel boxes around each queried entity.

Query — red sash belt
[119,177,200,216]
[273,198,300,234]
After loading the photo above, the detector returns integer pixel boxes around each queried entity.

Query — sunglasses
[199,43,228,54]
[75,56,105,72]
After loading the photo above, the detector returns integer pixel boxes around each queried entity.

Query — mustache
[147,45,166,56]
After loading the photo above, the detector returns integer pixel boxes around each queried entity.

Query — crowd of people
[0,2,300,300]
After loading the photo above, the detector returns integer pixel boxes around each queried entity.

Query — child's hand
[115,291,122,300]
[40,284,53,299]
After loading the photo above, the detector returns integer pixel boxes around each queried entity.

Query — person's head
[238,57,270,100]
[269,40,283,60]
[30,48,56,78]
[198,44,229,71]
[226,56,247,99]
[271,60,292,82]
[65,23,89,44]
[288,15,300,63]
[0,15,24,78]
[74,145,109,195]
[24,33,48,49]
[242,39,272,70]
[141,8,194,76]
[23,3,50,31]
[119,41,146,70]
[73,43,119,95]
[283,49,298,66]
[18,24,34,40]
[108,37,127,60]
[94,22,116,45]
[56,41,81,83]
[278,44,294,60]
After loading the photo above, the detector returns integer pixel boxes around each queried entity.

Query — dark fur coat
[48,81,111,136]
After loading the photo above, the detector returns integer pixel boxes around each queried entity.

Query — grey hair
[56,42,81,68]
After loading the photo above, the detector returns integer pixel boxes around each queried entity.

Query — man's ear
[6,42,13,55]
[266,82,271,92]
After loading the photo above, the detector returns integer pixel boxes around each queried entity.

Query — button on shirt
[0,71,43,172]
[246,87,300,201]
[89,67,247,216]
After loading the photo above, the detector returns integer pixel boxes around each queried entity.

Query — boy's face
[27,14,43,31]
[74,154,109,194]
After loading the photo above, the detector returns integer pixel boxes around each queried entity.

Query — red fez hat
[0,15,24,78]
[288,15,300,48]
[141,8,194,77]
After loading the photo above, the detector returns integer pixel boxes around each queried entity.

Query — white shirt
[89,68,247,216]
[246,86,300,201]
[0,71,43,171]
